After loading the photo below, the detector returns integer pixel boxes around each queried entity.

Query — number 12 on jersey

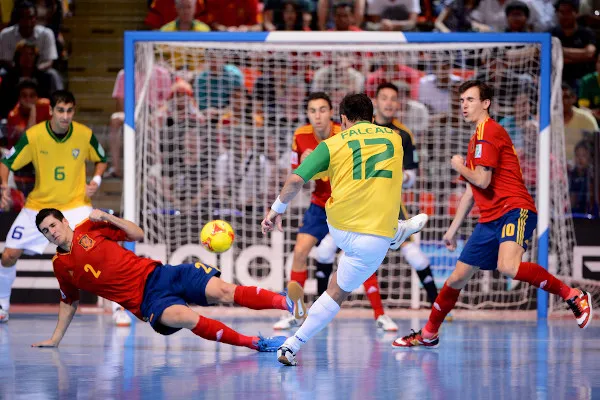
[347,138,394,180]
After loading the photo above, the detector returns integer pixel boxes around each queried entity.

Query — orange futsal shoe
[392,329,439,349]
[566,289,593,329]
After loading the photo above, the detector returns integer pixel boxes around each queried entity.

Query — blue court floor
[0,312,598,400]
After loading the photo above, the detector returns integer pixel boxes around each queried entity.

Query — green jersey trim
[46,121,74,143]
[89,133,107,162]
[1,133,29,171]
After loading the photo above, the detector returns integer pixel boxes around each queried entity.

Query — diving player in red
[393,80,592,349]
[274,92,397,331]
[31,208,307,351]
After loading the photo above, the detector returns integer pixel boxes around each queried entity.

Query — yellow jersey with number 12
[1,120,107,211]
[294,121,404,238]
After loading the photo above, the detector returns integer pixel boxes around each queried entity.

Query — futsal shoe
[0,306,8,323]
[273,314,304,330]
[390,214,429,250]
[285,281,307,320]
[113,307,132,327]
[277,345,298,366]
[566,289,592,329]
[376,314,398,331]
[392,329,439,349]
[256,335,287,352]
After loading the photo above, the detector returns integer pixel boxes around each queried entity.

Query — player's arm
[32,300,79,347]
[1,133,33,207]
[89,209,144,242]
[451,155,492,189]
[262,142,330,234]
[86,133,108,197]
[443,184,475,251]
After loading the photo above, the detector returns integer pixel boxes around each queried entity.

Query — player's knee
[214,280,236,303]
[497,259,519,278]
[400,242,429,271]
[292,245,311,264]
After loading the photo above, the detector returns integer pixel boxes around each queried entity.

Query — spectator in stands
[5,79,51,197]
[205,0,262,32]
[434,0,484,32]
[160,0,210,31]
[498,92,538,151]
[195,52,244,113]
[145,0,204,29]
[154,79,206,127]
[505,0,531,31]
[579,0,600,29]
[311,55,364,115]
[396,80,429,137]
[569,141,596,214]
[550,0,597,88]
[578,52,600,122]
[0,1,57,72]
[0,40,54,118]
[109,66,173,178]
[364,0,420,31]
[218,89,264,127]
[263,0,312,31]
[470,0,543,31]
[365,56,421,100]
[318,0,365,30]
[330,2,362,30]
[418,55,461,116]
[563,83,599,166]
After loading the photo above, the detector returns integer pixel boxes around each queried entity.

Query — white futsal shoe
[273,314,304,330]
[390,214,429,250]
[376,314,398,331]
[113,307,132,327]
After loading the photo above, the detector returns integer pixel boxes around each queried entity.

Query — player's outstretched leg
[511,261,592,329]
[393,261,478,349]
[160,304,287,352]
[362,273,398,331]
[112,302,132,327]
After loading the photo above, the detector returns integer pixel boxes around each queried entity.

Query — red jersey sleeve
[290,129,303,170]
[89,220,129,241]
[53,257,80,305]
[473,121,502,169]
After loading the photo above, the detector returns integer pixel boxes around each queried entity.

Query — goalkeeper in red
[393,80,592,349]
[31,208,306,351]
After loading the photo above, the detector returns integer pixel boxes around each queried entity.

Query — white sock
[284,292,340,353]
[0,264,17,311]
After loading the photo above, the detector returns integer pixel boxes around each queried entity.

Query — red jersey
[52,220,159,319]
[463,117,537,222]
[6,99,51,148]
[291,123,341,207]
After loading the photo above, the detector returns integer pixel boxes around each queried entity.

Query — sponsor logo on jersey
[60,289,66,299]
[78,234,95,251]
[475,144,482,159]
[72,148,80,159]
[40,150,48,155]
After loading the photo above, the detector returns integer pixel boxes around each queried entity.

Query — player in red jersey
[274,92,398,331]
[31,208,307,351]
[393,80,592,349]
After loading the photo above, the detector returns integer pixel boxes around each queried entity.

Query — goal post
[122,31,562,318]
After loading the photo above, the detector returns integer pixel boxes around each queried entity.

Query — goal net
[126,33,596,315]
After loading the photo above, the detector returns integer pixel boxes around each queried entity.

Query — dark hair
[35,208,65,232]
[50,90,76,108]
[333,2,353,11]
[15,1,36,18]
[458,80,494,106]
[339,93,374,122]
[505,0,530,18]
[305,92,333,110]
[17,78,38,94]
[575,140,592,153]
[562,82,575,95]
[554,0,579,11]
[375,82,399,97]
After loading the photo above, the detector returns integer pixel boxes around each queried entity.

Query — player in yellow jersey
[0,90,129,324]
[261,93,429,366]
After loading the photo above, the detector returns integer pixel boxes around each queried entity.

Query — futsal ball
[200,220,235,253]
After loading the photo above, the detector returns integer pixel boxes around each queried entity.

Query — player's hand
[442,231,457,252]
[450,155,465,172]
[89,209,107,222]
[32,339,59,348]
[380,19,394,31]
[300,149,313,163]
[261,210,283,235]
[86,181,99,197]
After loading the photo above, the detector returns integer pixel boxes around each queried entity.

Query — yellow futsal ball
[200,220,235,253]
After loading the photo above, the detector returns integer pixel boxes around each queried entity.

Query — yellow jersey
[295,121,404,238]
[1,120,107,211]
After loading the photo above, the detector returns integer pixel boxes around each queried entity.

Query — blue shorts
[458,208,537,271]
[298,203,329,243]
[141,262,221,335]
